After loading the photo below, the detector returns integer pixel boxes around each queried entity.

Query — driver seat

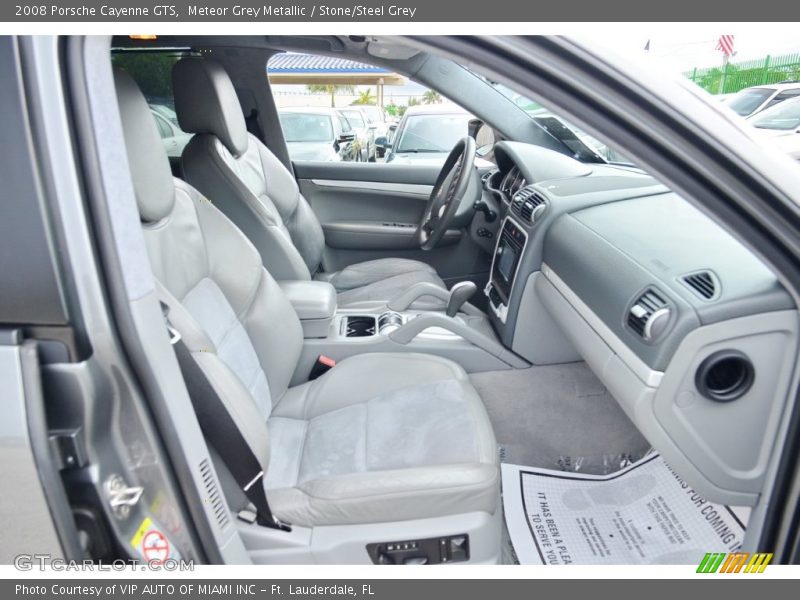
[172,58,446,307]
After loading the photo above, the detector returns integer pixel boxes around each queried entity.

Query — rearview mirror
[375,136,392,148]
[338,132,356,143]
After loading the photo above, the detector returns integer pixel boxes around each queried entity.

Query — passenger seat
[113,67,500,563]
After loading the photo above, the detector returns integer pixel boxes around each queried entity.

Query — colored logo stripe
[697,553,726,573]
[744,553,773,573]
[697,552,773,573]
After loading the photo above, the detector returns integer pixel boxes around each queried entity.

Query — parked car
[149,105,191,159]
[278,106,360,162]
[378,104,477,165]
[339,107,377,162]
[748,95,800,160]
[722,82,800,117]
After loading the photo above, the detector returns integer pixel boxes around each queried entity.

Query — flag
[644,39,651,52]
[716,35,735,57]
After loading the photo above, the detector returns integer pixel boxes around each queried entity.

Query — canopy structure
[267,53,406,106]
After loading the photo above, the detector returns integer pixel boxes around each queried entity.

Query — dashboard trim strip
[542,262,664,387]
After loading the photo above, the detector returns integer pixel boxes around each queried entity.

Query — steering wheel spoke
[415,136,476,251]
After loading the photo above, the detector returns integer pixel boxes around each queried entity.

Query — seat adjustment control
[366,534,470,565]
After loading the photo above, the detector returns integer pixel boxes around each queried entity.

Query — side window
[763,89,800,109]
[342,110,365,129]
[338,114,353,133]
[268,52,449,164]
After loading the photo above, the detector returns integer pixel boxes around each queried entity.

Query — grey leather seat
[114,67,499,532]
[171,58,446,308]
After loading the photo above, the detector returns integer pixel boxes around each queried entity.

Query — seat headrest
[113,67,175,223]
[172,58,249,157]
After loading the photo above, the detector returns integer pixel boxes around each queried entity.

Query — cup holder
[695,350,754,402]
[344,316,377,338]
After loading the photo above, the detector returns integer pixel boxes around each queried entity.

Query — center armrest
[279,281,337,338]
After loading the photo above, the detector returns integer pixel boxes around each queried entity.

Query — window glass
[112,50,192,166]
[394,114,472,153]
[278,112,334,142]
[776,89,800,100]
[726,88,773,116]
[338,114,353,133]
[341,109,366,128]
[268,52,446,163]
[750,98,800,130]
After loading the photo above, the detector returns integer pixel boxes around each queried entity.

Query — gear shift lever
[446,281,477,318]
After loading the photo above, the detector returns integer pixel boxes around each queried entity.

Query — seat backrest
[114,66,304,469]
[172,58,325,282]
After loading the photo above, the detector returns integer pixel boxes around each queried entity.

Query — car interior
[41,34,799,565]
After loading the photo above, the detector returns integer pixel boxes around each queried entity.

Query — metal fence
[686,52,800,95]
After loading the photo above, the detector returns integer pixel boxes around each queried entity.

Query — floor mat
[471,363,651,474]
[502,453,748,565]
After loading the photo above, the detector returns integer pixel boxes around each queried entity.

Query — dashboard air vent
[511,185,547,224]
[627,289,671,342]
[681,270,718,301]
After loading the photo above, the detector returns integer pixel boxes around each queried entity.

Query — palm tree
[422,90,442,104]
[351,88,375,105]
[306,84,355,107]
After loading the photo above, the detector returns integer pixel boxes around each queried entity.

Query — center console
[279,282,528,386]
[485,217,527,323]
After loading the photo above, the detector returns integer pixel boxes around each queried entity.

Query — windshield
[750,98,800,130]
[341,110,366,128]
[395,113,472,153]
[726,88,773,116]
[279,113,333,142]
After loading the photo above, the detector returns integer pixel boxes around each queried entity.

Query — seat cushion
[316,258,447,308]
[264,353,499,527]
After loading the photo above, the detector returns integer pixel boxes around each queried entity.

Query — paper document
[502,454,747,565]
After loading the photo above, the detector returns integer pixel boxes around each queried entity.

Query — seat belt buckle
[309,355,336,381]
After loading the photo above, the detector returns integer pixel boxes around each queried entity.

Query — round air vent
[695,350,754,402]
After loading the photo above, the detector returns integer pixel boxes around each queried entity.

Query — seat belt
[163,309,290,531]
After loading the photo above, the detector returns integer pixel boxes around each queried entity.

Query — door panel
[294,162,491,286]
[301,178,432,225]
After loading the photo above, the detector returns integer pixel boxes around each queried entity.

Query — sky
[583,26,800,74]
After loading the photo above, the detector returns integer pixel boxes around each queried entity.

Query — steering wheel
[415,136,476,250]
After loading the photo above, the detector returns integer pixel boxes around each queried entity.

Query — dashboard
[475,140,799,507]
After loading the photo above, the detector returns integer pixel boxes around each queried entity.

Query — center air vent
[681,270,719,301]
[627,289,671,342]
[511,186,547,224]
